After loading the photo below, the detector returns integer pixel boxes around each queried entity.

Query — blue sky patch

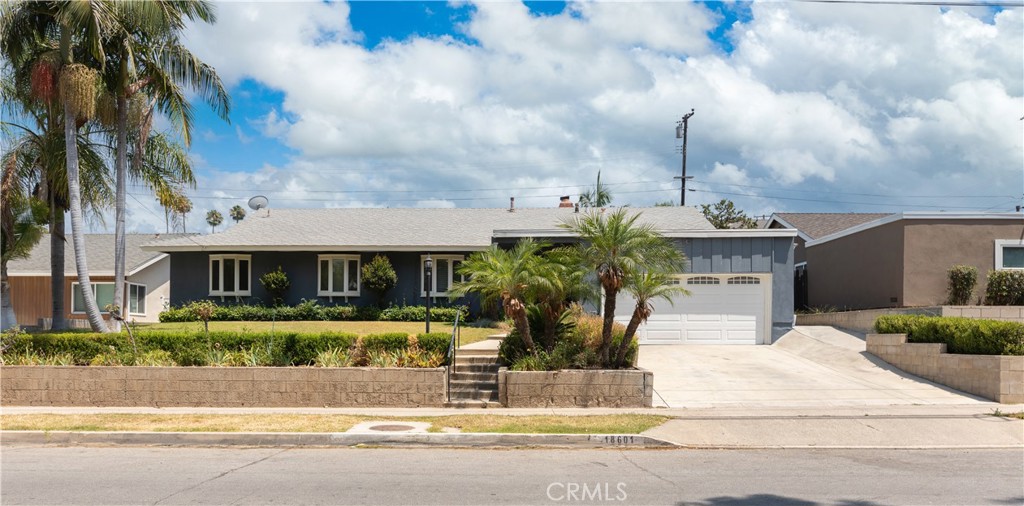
[348,1,476,48]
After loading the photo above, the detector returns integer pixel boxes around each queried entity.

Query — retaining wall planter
[0,366,446,407]
[797,306,1024,333]
[498,368,653,408]
[866,333,1023,404]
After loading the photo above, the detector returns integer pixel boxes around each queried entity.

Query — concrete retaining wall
[0,366,446,407]
[498,368,653,408]
[797,306,1024,333]
[866,334,1023,404]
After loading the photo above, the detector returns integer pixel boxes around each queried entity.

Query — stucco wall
[806,221,905,310]
[1,366,446,407]
[126,256,170,323]
[903,220,1024,307]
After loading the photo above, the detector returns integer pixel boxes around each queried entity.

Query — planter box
[796,306,1024,333]
[0,366,446,407]
[866,334,1024,404]
[498,368,653,408]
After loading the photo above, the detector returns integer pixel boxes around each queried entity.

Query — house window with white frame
[995,240,1024,270]
[209,254,251,296]
[71,282,116,313]
[318,254,361,296]
[127,283,147,316]
[421,255,464,296]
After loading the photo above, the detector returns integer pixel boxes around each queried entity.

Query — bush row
[159,300,468,323]
[499,309,638,370]
[0,330,454,367]
[874,315,1024,356]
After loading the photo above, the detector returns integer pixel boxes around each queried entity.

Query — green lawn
[135,321,501,346]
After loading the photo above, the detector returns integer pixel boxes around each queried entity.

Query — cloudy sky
[114,0,1022,234]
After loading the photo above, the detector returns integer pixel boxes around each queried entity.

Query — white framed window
[71,282,115,313]
[421,255,464,296]
[995,240,1024,270]
[687,276,720,285]
[318,254,361,296]
[127,283,147,316]
[727,276,761,285]
[209,254,251,296]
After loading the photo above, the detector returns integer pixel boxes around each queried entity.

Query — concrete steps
[446,350,502,408]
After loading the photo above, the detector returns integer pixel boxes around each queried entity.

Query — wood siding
[9,275,115,327]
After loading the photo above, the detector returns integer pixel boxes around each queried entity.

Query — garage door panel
[646,330,684,342]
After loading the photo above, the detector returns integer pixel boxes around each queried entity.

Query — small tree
[946,264,977,305]
[361,255,397,308]
[700,199,757,229]
[189,300,217,338]
[229,205,246,224]
[205,210,223,233]
[260,266,291,306]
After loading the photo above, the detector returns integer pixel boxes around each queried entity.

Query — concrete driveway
[638,326,990,408]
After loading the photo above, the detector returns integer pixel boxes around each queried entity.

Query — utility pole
[674,109,695,206]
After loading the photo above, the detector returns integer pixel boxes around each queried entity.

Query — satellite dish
[248,195,269,211]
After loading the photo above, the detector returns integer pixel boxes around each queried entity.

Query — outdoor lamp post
[424,254,433,333]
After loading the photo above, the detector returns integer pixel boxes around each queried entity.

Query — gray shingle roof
[8,234,191,275]
[769,213,892,240]
[143,207,715,251]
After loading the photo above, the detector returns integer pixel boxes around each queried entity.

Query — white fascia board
[142,244,491,253]
[493,228,798,239]
[805,212,1024,248]
[765,215,813,242]
[127,254,167,276]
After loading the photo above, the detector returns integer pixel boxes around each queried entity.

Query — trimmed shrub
[874,314,1024,356]
[290,332,357,366]
[416,332,452,357]
[985,270,1024,306]
[946,264,977,305]
[362,332,411,353]
[361,255,397,307]
[159,302,363,323]
[259,266,291,306]
[378,305,468,322]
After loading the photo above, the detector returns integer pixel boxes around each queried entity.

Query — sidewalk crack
[152,449,290,505]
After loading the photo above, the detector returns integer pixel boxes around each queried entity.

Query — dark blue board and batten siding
[678,236,795,342]
[168,251,479,312]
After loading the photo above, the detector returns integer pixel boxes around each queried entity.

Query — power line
[689,188,1010,210]
[690,179,1013,199]
[788,0,1022,7]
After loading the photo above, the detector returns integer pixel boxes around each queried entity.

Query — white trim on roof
[764,215,813,242]
[141,244,489,253]
[127,254,168,276]
[492,228,798,239]
[805,212,1024,248]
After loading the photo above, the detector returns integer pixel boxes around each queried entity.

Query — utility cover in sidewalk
[347,421,431,434]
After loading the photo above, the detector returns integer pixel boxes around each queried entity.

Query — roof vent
[509,197,515,213]
[559,196,573,208]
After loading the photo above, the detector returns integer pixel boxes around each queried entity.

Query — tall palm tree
[560,209,683,366]
[205,209,222,233]
[2,0,120,332]
[615,271,689,368]
[229,205,245,224]
[1,141,47,331]
[101,0,228,331]
[450,240,551,356]
[578,170,613,208]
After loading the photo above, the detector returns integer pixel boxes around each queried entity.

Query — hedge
[985,270,1024,306]
[874,314,1024,356]
[0,329,451,366]
[159,301,464,323]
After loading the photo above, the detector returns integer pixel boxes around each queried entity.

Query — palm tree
[170,192,192,232]
[578,170,613,208]
[101,1,228,332]
[560,208,684,366]
[229,205,245,224]
[615,271,689,368]
[1,143,47,331]
[2,0,120,332]
[450,240,551,357]
[205,209,222,233]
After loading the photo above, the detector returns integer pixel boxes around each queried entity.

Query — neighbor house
[7,234,187,328]
[766,212,1023,310]
[144,205,797,345]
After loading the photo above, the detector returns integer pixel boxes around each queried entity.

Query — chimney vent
[509,197,515,212]
[558,195,573,208]
[574,203,579,213]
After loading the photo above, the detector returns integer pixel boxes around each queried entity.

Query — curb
[0,431,678,449]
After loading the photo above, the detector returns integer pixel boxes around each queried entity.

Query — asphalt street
[2,447,1022,505]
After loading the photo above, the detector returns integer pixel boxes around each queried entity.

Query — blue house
[144,206,797,344]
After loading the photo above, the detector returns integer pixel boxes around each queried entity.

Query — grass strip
[0,414,668,434]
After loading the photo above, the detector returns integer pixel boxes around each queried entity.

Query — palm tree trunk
[507,301,537,357]
[1,260,17,331]
[111,89,128,332]
[64,104,109,333]
[49,199,67,331]
[599,289,618,366]
[614,309,643,368]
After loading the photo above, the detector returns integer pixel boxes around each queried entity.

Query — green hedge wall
[159,301,466,323]
[874,315,1024,356]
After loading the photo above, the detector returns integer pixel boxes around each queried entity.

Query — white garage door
[614,274,770,345]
